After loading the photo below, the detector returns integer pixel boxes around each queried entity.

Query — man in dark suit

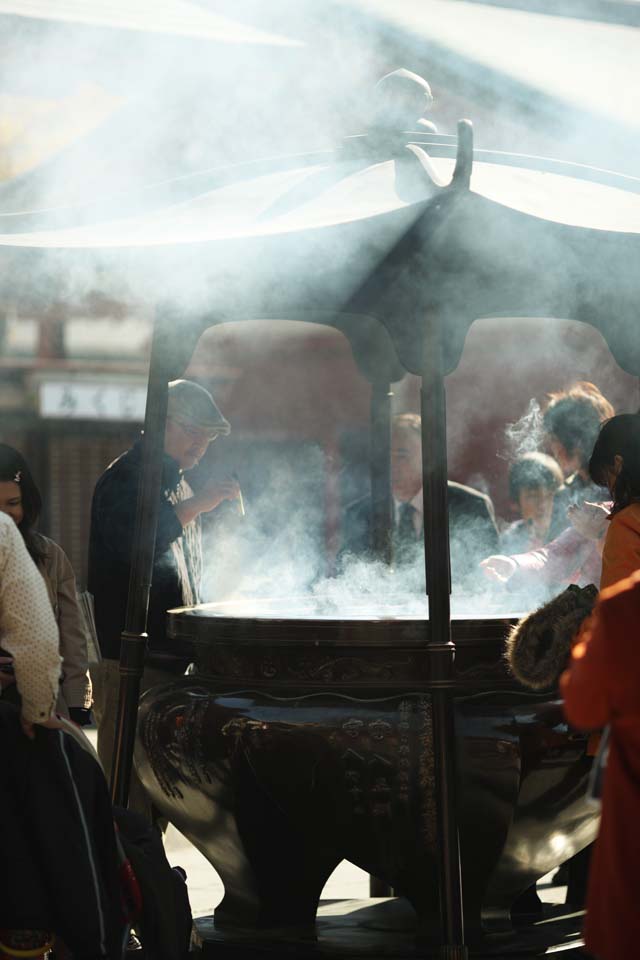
[341,413,498,592]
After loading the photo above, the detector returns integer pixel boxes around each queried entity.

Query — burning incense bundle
[232,472,245,516]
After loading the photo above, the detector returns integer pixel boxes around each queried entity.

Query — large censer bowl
[135,599,597,946]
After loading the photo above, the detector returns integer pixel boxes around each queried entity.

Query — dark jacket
[0,702,126,959]
[88,440,201,662]
[341,481,499,590]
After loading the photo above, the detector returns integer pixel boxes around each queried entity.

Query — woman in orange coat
[588,414,640,589]
[561,569,640,960]
[560,413,640,958]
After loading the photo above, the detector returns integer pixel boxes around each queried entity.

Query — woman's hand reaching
[480,555,517,584]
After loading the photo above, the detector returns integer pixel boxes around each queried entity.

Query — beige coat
[0,513,60,722]
[36,534,93,713]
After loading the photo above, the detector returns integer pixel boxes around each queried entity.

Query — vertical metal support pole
[369,379,395,898]
[421,315,468,959]
[369,380,393,564]
[110,322,170,807]
[324,436,341,576]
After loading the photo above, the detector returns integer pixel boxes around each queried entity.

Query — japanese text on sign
[39,381,146,422]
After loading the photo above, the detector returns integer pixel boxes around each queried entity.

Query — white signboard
[39,380,147,422]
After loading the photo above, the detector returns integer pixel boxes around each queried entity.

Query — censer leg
[369,876,394,897]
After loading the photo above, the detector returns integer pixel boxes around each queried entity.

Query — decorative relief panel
[142,691,212,801]
[195,647,424,686]
[142,686,437,854]
[417,697,436,849]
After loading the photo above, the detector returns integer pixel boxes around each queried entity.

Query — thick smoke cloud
[1,2,639,621]
[198,444,520,618]
[503,398,543,462]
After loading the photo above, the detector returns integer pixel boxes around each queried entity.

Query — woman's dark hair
[0,444,46,563]
[543,381,614,470]
[589,414,640,513]
[509,452,564,501]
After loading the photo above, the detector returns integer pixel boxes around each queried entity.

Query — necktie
[397,502,417,543]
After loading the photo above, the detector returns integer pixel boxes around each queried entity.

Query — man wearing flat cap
[88,379,238,818]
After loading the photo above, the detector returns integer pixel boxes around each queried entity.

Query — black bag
[113,808,192,960]
[0,702,126,959]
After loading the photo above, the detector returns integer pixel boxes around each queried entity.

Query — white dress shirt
[394,489,424,537]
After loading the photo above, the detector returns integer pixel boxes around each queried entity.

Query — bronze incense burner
[136,600,596,946]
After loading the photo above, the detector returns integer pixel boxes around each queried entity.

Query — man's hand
[175,479,242,527]
[195,479,241,514]
[20,714,66,740]
[480,555,517,584]
[567,501,610,541]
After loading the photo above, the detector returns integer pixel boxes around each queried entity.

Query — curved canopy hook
[452,119,474,189]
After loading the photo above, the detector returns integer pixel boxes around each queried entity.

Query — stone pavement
[164,825,371,918]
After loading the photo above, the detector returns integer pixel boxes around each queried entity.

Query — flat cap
[167,379,230,436]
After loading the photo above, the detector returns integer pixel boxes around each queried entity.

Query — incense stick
[232,472,245,516]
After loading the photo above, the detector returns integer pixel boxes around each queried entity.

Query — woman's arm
[561,609,611,731]
[561,571,640,729]
[600,507,640,590]
[482,526,597,588]
[51,544,93,714]
[511,526,595,586]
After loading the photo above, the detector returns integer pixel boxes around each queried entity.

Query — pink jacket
[509,526,602,590]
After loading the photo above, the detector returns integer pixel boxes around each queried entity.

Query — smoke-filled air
[1,0,639,622]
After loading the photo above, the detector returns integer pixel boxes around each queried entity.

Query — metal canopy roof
[0,125,638,380]
[2,147,638,245]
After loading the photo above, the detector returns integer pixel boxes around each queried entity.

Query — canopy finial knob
[370,68,437,135]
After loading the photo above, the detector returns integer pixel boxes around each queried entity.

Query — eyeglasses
[169,417,220,444]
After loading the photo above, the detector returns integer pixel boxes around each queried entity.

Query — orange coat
[561,569,640,960]
[600,502,640,590]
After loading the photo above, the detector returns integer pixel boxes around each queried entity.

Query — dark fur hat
[505,583,598,690]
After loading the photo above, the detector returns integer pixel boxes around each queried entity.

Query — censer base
[191,898,586,959]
